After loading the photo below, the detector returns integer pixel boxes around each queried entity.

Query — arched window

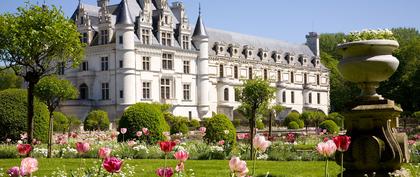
[79,83,88,100]
[282,91,286,103]
[224,88,229,101]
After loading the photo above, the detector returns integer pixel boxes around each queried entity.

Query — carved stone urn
[336,40,409,177]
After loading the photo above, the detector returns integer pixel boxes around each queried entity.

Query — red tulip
[75,142,90,154]
[156,167,174,177]
[17,144,32,156]
[333,135,351,152]
[102,157,123,173]
[159,141,176,153]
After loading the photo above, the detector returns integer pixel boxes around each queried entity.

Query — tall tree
[237,79,275,159]
[0,4,84,143]
[34,75,78,158]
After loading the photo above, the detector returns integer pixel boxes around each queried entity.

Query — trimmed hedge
[287,121,300,129]
[84,110,110,131]
[283,112,304,128]
[204,114,236,148]
[170,116,189,134]
[53,112,68,132]
[327,112,344,127]
[319,120,339,134]
[0,89,49,142]
[118,103,170,143]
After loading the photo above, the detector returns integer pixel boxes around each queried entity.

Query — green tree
[237,79,275,159]
[0,4,84,143]
[0,68,23,90]
[34,75,78,158]
[84,110,110,131]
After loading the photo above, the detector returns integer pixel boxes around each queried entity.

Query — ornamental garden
[0,2,419,177]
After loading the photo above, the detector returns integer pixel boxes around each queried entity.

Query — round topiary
[287,121,300,129]
[118,103,170,143]
[0,89,49,142]
[53,112,68,133]
[84,110,110,131]
[327,112,344,127]
[283,112,304,128]
[170,116,189,134]
[204,114,236,148]
[319,120,339,134]
[189,119,200,129]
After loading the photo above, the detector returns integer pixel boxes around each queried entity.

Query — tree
[34,75,78,158]
[0,3,84,143]
[237,79,275,159]
[300,111,313,133]
[0,68,23,90]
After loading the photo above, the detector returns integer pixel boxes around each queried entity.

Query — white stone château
[60,0,330,120]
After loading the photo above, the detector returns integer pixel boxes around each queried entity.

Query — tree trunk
[27,81,36,147]
[47,110,54,158]
[250,109,256,160]
[268,111,272,138]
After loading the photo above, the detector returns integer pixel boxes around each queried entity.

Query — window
[291,91,295,104]
[162,53,173,70]
[224,88,229,101]
[142,29,150,45]
[317,93,321,104]
[79,84,88,100]
[188,111,192,120]
[161,32,171,46]
[119,60,123,68]
[308,92,312,104]
[82,33,88,43]
[80,16,84,24]
[249,67,253,79]
[282,91,286,103]
[290,72,294,83]
[183,61,190,74]
[219,64,224,77]
[264,69,268,80]
[57,62,65,75]
[317,75,320,85]
[101,83,109,100]
[160,78,171,99]
[143,57,150,71]
[81,61,88,71]
[119,90,123,98]
[101,57,108,71]
[182,35,189,50]
[277,70,281,82]
[183,84,190,100]
[100,30,108,44]
[234,66,238,79]
[142,82,151,99]
[119,35,123,44]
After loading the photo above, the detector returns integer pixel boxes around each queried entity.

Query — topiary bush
[327,112,344,127]
[170,116,189,134]
[287,121,300,129]
[84,110,110,131]
[0,89,49,142]
[67,115,82,132]
[53,112,68,133]
[319,120,339,134]
[204,114,236,149]
[118,103,170,144]
[189,119,200,129]
[283,112,304,128]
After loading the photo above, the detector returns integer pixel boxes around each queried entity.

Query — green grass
[0,158,341,177]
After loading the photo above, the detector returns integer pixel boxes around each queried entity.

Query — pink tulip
[103,157,123,173]
[253,135,271,152]
[127,140,136,147]
[156,167,174,177]
[316,140,337,157]
[142,128,150,135]
[408,140,416,145]
[237,133,246,140]
[229,156,249,177]
[175,162,184,172]
[218,140,225,146]
[20,157,38,176]
[76,142,90,154]
[199,127,206,133]
[174,150,189,162]
[333,135,351,152]
[7,166,20,177]
[136,131,143,137]
[98,147,112,159]
[120,128,127,134]
[17,144,32,156]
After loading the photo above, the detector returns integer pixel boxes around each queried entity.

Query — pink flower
[408,140,416,146]
[333,135,351,152]
[174,150,189,162]
[218,140,225,146]
[199,127,206,133]
[6,138,12,143]
[120,128,127,134]
[253,135,271,152]
[127,140,136,147]
[175,162,184,172]
[75,142,90,154]
[98,147,112,159]
[316,140,337,157]
[20,157,38,176]
[17,144,32,156]
[229,156,249,177]
[136,131,143,137]
[286,133,296,143]
[142,128,150,135]
[156,167,174,177]
[103,157,123,173]
[7,166,20,177]
[237,133,246,140]
[20,133,27,140]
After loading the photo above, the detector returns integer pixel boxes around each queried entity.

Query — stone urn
[337,40,399,100]
[336,39,409,177]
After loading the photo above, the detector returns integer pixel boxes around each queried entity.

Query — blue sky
[1,0,419,44]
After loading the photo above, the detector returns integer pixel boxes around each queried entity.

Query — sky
[0,0,419,44]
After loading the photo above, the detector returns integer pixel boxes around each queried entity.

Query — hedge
[319,120,339,134]
[84,110,110,131]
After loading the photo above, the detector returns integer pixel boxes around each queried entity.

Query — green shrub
[256,118,265,129]
[118,103,169,143]
[319,120,339,134]
[204,114,236,149]
[53,112,68,132]
[327,112,344,127]
[283,112,304,128]
[171,116,189,134]
[414,111,420,119]
[67,115,82,132]
[84,110,110,131]
[189,119,200,129]
[0,89,49,142]
[287,121,300,129]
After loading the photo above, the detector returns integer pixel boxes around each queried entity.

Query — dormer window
[81,33,88,43]
[81,16,85,25]
[285,54,290,63]
[182,35,189,49]
[142,29,151,45]
[219,47,223,52]
[214,42,226,55]
[100,30,108,45]
[161,32,172,46]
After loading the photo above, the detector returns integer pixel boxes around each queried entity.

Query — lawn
[0,159,341,177]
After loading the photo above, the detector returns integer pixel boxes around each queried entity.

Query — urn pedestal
[335,40,409,177]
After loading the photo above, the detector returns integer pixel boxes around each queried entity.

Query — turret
[192,5,210,118]
[115,0,136,105]
[306,32,320,57]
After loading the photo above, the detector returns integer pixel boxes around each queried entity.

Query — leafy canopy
[239,79,275,112]
[35,75,78,110]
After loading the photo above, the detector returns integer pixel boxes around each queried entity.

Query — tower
[192,5,210,118]
[306,32,320,57]
[115,0,136,105]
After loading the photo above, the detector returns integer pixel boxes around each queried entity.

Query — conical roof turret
[192,4,208,38]
[116,0,133,25]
